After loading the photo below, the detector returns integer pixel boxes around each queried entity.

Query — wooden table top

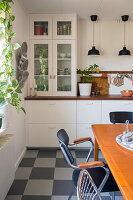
[92,124,133,200]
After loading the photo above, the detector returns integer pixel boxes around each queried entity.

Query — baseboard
[15,147,26,171]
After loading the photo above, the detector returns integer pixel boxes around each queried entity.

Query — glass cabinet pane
[57,44,72,92]
[57,21,71,36]
[34,44,48,92]
[34,21,48,36]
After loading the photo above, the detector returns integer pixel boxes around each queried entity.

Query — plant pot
[79,83,92,96]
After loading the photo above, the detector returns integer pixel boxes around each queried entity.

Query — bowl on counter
[121,90,133,97]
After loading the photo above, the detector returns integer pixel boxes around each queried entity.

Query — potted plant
[77,64,100,96]
[0,0,25,131]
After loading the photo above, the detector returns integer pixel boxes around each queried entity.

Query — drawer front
[102,100,133,124]
[27,101,76,124]
[77,124,94,148]
[27,124,76,147]
[77,101,102,123]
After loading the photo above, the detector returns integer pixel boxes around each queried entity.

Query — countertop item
[121,90,133,97]
[92,124,133,200]
[25,95,133,100]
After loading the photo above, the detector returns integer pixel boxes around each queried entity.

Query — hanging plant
[0,0,25,113]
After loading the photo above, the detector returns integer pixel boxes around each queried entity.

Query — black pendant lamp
[88,15,100,55]
[119,15,131,56]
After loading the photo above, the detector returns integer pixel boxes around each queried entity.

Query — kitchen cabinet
[102,100,133,124]
[30,14,52,40]
[26,100,76,147]
[30,40,52,96]
[26,99,133,148]
[29,14,77,96]
[53,14,77,40]
[53,40,76,96]
[27,124,76,147]
[77,100,102,124]
[77,124,94,148]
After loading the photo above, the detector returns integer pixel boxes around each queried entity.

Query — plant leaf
[12,78,18,87]
[14,43,21,50]
[15,87,22,93]
[20,107,26,114]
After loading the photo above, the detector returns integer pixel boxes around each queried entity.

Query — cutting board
[91,77,109,95]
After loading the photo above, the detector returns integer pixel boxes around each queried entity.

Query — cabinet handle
[53,75,56,79]
[48,127,56,129]
[50,75,52,79]
[123,102,131,105]
[49,103,56,105]
[86,103,93,105]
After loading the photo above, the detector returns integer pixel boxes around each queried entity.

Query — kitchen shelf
[77,70,133,74]
[57,58,71,61]
[57,75,71,76]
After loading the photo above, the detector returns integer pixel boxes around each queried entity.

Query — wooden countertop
[92,124,133,200]
[25,95,133,100]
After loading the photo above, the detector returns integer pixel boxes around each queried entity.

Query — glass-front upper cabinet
[53,40,76,96]
[30,14,52,39]
[53,14,77,40]
[30,40,52,96]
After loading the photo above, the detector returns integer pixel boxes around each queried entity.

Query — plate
[116,134,133,151]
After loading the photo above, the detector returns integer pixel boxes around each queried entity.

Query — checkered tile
[5,149,124,200]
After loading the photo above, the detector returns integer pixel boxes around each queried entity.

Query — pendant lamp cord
[124,21,126,46]
[93,21,95,46]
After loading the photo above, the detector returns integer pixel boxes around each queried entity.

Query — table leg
[94,138,99,161]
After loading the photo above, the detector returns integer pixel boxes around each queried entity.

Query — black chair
[110,111,133,124]
[57,129,119,200]
[78,166,119,200]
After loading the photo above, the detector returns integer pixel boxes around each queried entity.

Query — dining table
[92,124,133,200]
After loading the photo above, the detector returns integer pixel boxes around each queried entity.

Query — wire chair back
[78,169,103,200]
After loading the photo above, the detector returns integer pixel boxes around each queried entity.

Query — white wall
[6,0,28,168]
[77,19,133,93]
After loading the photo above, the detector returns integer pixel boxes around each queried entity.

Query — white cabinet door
[53,14,77,40]
[77,124,94,148]
[30,14,52,40]
[102,100,133,124]
[29,40,53,96]
[77,101,102,124]
[27,124,76,147]
[27,101,76,124]
[53,40,76,96]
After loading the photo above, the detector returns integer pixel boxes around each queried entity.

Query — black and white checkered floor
[5,149,124,200]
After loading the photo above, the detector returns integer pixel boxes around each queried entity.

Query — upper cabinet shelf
[30,14,52,40]
[30,14,77,40]
[53,14,77,40]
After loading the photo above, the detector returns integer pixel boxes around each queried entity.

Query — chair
[57,129,94,199]
[57,129,119,199]
[78,164,119,200]
[110,111,133,124]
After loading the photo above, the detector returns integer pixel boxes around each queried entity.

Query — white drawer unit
[77,100,102,124]
[102,100,133,124]
[27,124,76,147]
[27,100,76,124]
[77,124,94,148]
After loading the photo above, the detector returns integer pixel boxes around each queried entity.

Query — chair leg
[68,187,75,200]
[112,192,115,200]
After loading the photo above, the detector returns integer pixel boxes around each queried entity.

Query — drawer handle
[48,127,56,129]
[49,103,56,105]
[123,102,131,105]
[86,103,93,105]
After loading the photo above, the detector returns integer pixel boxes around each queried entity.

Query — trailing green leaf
[0,0,25,113]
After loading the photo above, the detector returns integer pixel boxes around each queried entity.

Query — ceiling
[22,0,133,20]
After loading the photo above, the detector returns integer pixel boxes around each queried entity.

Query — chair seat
[72,165,119,192]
